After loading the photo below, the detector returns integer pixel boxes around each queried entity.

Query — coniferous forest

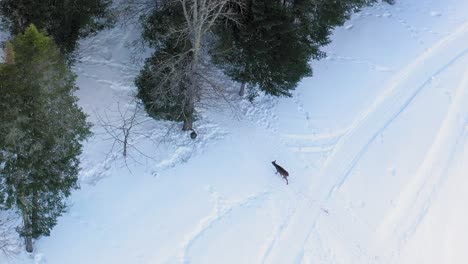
[0,0,395,253]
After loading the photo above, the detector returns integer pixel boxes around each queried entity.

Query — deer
[272,160,289,185]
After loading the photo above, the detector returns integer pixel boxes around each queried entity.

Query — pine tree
[0,0,114,58]
[135,44,192,122]
[212,0,377,97]
[212,0,315,97]
[0,25,91,252]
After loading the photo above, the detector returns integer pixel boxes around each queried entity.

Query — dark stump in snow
[190,131,197,140]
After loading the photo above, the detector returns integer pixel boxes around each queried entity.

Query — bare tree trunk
[122,127,129,157]
[18,193,34,253]
[182,77,196,132]
[123,142,127,157]
[239,82,246,96]
[182,0,201,132]
[176,0,244,131]
[24,235,33,253]
[182,114,193,131]
[22,213,33,253]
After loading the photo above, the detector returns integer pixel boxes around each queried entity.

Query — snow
[430,11,442,17]
[1,0,468,263]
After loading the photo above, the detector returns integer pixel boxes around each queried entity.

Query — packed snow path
[2,0,468,263]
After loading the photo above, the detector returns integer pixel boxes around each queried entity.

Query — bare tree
[179,0,243,130]
[0,213,19,257]
[140,0,244,131]
[96,101,157,163]
[116,0,157,25]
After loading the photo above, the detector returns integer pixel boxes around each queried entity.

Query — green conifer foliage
[212,0,377,97]
[0,0,114,57]
[214,1,313,96]
[0,25,91,252]
[135,45,192,121]
[135,2,194,125]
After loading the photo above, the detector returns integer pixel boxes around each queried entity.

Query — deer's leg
[285,177,288,185]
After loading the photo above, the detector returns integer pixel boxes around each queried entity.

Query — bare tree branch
[0,213,20,257]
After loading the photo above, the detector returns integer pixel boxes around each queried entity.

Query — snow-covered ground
[2,0,468,263]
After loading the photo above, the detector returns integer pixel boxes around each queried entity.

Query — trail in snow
[180,188,269,263]
[320,21,468,199]
[2,1,467,263]
[262,20,468,263]
[376,66,468,260]
[397,131,468,263]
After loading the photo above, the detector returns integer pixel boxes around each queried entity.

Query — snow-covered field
[2,0,468,263]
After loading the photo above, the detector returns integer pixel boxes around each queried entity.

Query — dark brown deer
[272,160,289,185]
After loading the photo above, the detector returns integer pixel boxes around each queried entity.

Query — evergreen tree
[0,25,91,252]
[212,0,377,97]
[213,0,315,97]
[135,2,193,124]
[0,0,114,58]
[135,44,192,122]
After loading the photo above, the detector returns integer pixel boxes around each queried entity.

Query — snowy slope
[2,0,468,263]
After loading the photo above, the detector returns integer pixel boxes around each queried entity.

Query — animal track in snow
[282,129,348,166]
[240,93,280,133]
[261,21,468,262]
[325,53,394,73]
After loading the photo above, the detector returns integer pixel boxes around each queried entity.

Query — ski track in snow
[376,67,468,260]
[320,21,468,196]
[260,20,468,263]
[324,46,468,200]
[219,15,468,264]
[283,130,347,156]
[180,189,269,263]
[2,1,468,263]
[257,205,299,264]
